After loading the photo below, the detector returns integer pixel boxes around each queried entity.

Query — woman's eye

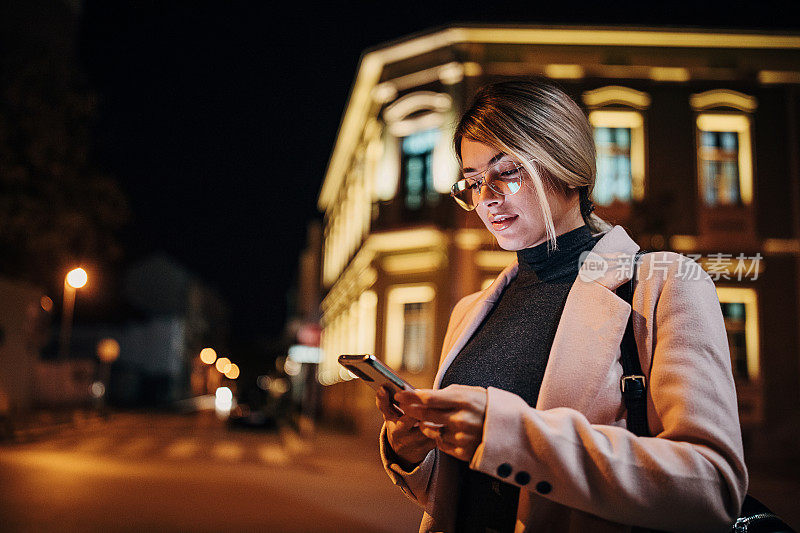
[499,168,519,178]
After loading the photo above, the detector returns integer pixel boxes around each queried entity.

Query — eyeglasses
[450,158,533,211]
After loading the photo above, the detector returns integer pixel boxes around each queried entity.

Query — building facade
[315,25,800,461]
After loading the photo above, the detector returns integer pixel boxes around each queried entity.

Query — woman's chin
[494,237,524,251]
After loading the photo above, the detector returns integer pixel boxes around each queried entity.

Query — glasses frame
[450,157,537,211]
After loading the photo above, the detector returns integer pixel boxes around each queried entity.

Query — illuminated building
[315,25,800,461]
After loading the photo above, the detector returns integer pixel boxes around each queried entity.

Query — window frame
[587,109,647,204]
[715,286,761,381]
[582,86,651,208]
[694,112,755,207]
[384,284,435,372]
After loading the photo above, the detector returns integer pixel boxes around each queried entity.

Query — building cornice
[318,24,800,211]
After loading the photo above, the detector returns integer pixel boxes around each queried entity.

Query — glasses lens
[486,161,523,195]
[451,160,526,210]
[451,179,477,210]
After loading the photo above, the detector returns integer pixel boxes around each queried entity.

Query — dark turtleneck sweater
[440,223,602,533]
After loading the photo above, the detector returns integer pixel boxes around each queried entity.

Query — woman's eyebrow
[462,152,506,173]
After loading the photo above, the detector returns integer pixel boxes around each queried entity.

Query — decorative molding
[544,64,585,79]
[763,238,800,253]
[758,70,800,84]
[582,86,652,110]
[690,89,758,113]
[383,92,452,124]
[669,234,698,251]
[648,67,690,82]
[381,251,445,274]
[319,25,800,210]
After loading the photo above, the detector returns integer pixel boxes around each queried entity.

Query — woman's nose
[478,182,502,207]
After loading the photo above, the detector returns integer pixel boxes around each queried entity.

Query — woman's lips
[491,215,518,231]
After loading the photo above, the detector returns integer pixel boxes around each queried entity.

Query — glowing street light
[97,338,120,363]
[224,363,240,380]
[199,347,217,365]
[215,357,231,374]
[215,386,234,418]
[95,338,120,414]
[59,267,88,359]
[66,268,88,289]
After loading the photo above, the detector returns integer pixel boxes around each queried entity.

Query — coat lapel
[435,225,641,420]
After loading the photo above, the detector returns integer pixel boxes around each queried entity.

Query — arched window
[376,91,456,209]
[582,86,650,207]
[385,284,435,373]
[690,89,757,207]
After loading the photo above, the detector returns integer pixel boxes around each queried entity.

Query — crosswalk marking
[11,420,313,467]
[280,428,310,455]
[258,444,289,465]
[73,436,113,454]
[211,442,244,461]
[118,437,154,456]
[165,439,199,459]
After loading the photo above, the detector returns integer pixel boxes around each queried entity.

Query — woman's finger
[399,404,452,425]
[436,438,471,462]
[396,386,470,410]
[419,425,441,440]
[439,430,475,447]
[376,386,400,421]
[394,415,423,432]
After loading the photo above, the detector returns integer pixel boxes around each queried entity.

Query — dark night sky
[73,1,799,345]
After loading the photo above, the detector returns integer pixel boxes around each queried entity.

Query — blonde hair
[453,78,612,251]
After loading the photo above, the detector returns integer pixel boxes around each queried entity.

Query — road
[3,412,798,532]
[0,412,422,533]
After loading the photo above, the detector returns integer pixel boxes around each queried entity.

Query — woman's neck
[516,223,597,282]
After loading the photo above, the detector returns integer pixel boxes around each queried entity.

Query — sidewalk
[3,407,106,444]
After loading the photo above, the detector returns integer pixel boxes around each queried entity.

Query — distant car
[227,399,278,431]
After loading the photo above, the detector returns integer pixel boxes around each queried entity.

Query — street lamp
[215,357,231,374]
[199,347,217,365]
[95,338,120,416]
[59,268,88,359]
[224,363,240,380]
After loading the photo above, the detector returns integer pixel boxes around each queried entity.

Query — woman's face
[460,138,581,251]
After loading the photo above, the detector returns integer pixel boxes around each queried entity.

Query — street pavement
[0,412,422,533]
[3,412,798,532]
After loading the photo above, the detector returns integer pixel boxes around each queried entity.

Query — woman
[375,79,748,532]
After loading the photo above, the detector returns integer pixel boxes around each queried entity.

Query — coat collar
[433,225,641,414]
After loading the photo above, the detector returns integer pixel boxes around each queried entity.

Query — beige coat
[380,225,748,532]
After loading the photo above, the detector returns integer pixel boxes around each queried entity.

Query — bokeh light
[284,358,301,376]
[256,375,271,390]
[215,357,231,374]
[215,386,234,417]
[66,268,88,289]
[90,381,106,398]
[224,363,240,380]
[199,347,217,365]
[97,338,121,363]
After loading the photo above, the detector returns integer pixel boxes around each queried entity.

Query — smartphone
[337,354,415,396]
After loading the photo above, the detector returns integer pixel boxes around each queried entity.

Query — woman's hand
[376,386,436,470]
[394,384,487,463]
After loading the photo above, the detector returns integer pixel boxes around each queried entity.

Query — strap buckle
[620,375,646,393]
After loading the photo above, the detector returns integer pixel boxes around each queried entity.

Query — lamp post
[95,338,120,417]
[199,347,218,394]
[58,268,87,359]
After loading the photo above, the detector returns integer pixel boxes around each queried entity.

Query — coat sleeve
[378,290,485,507]
[467,253,748,532]
[378,423,437,507]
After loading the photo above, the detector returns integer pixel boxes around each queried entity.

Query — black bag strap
[615,250,650,438]
[615,251,795,531]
